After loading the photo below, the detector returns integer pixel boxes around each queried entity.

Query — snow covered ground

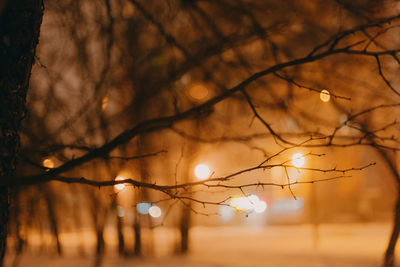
[5,223,398,267]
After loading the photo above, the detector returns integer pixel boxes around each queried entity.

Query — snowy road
[5,223,397,267]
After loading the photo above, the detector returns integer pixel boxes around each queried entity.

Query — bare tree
[0,0,43,264]
[4,1,400,267]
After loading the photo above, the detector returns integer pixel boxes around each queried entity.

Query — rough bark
[0,0,43,264]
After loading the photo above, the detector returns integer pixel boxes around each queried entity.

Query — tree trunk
[94,228,105,267]
[384,194,400,267]
[179,205,190,253]
[133,216,141,256]
[117,215,125,256]
[0,0,43,264]
[372,147,400,267]
[43,188,62,255]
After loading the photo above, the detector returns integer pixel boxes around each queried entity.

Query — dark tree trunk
[117,215,125,256]
[94,228,105,267]
[372,147,400,267]
[133,217,141,256]
[96,229,105,255]
[0,0,43,264]
[43,189,62,255]
[10,189,24,267]
[384,195,400,267]
[179,205,190,253]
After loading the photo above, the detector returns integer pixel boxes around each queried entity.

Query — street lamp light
[320,89,330,102]
[194,163,211,180]
[149,205,162,218]
[42,158,54,169]
[189,84,209,101]
[114,176,126,191]
[291,153,305,168]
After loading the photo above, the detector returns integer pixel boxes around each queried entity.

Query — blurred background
[5,0,400,266]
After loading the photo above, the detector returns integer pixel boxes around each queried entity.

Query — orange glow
[101,96,108,111]
[42,158,54,169]
[189,84,209,100]
[320,89,330,102]
[122,2,135,18]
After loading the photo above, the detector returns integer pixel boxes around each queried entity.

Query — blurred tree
[3,1,400,267]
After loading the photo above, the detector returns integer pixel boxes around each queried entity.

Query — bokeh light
[137,202,151,215]
[218,205,235,222]
[248,194,259,203]
[229,194,267,214]
[230,196,254,211]
[320,89,330,102]
[291,153,305,168]
[101,96,108,111]
[189,84,209,100]
[117,205,125,217]
[149,205,162,218]
[254,201,267,213]
[114,176,127,191]
[42,158,54,169]
[194,163,211,180]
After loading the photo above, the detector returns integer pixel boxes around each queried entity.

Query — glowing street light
[230,196,255,211]
[136,202,151,215]
[149,205,162,218]
[42,158,54,169]
[254,201,267,213]
[291,153,305,168]
[320,89,330,102]
[194,163,211,180]
[114,176,127,191]
[189,84,209,101]
[228,194,267,214]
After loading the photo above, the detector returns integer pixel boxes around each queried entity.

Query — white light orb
[114,176,126,191]
[194,164,211,180]
[254,201,267,213]
[230,197,253,211]
[320,89,330,102]
[218,205,235,222]
[291,153,305,168]
[149,205,162,218]
[248,194,259,203]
